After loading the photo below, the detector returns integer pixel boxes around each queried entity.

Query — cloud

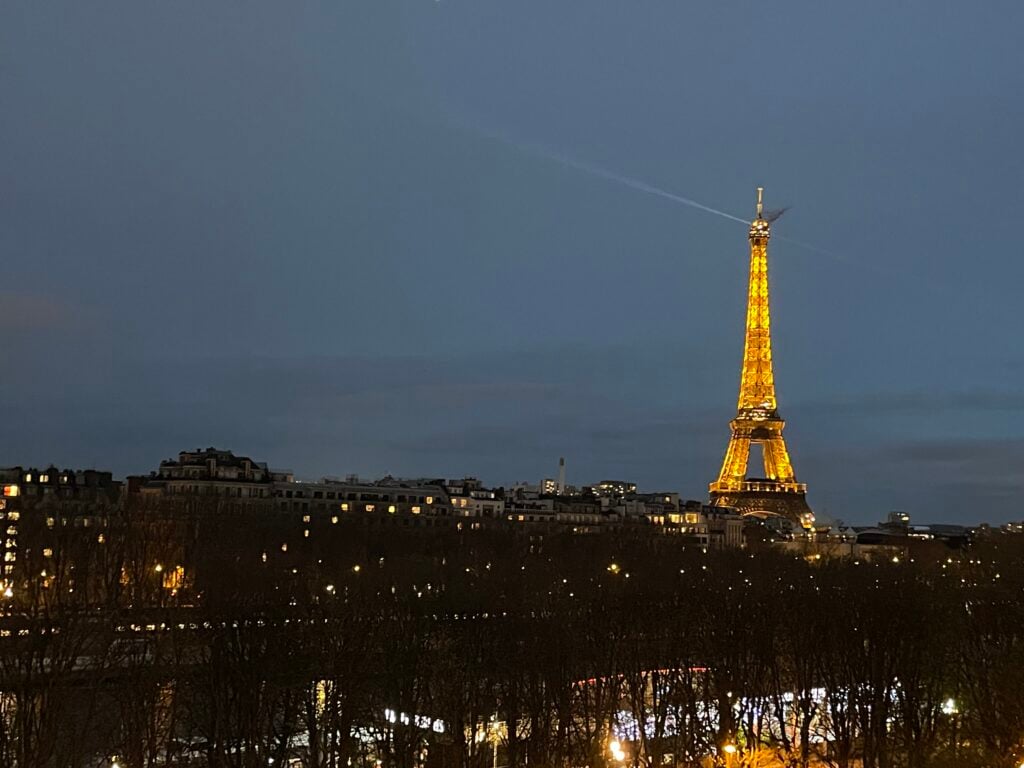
[797,390,1024,417]
[0,292,77,331]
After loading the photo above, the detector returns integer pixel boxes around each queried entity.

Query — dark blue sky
[2,3,1023,524]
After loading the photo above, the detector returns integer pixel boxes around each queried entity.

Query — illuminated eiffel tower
[709,188,813,527]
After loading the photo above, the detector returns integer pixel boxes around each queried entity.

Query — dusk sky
[3,3,1023,524]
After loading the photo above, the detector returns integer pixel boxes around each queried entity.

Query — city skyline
[3,3,1024,524]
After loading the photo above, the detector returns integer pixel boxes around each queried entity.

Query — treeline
[1,500,1023,767]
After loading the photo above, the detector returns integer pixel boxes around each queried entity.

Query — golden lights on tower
[709,188,812,522]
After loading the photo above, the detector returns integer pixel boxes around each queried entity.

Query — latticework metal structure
[709,188,813,526]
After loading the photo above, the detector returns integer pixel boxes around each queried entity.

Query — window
[331,516,338,524]
[388,505,396,514]
[42,548,53,558]
[365,504,375,513]
[39,474,49,484]
[411,506,421,515]
[1,486,17,498]
[341,503,349,512]
[24,474,32,483]
[302,515,311,523]
[426,496,434,505]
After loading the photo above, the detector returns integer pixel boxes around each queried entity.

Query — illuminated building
[709,188,813,524]
[0,466,122,595]
[592,480,638,498]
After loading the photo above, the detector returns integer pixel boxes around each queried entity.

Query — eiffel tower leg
[717,434,751,486]
[763,435,796,484]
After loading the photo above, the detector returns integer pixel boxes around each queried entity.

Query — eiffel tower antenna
[709,187,814,527]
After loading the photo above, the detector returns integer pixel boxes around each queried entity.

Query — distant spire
[756,187,764,219]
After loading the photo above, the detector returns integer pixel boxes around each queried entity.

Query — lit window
[365,504,375,512]
[2,485,19,498]
[3,553,14,562]
[46,518,55,529]
[411,506,421,515]
[388,505,396,514]
[684,513,699,525]
[302,515,311,523]
[5,527,14,536]
[6,512,18,521]
[303,529,310,538]
[24,474,32,483]
[163,565,185,591]
[97,534,105,544]
[42,548,53,558]
[280,543,288,552]
[425,496,434,505]
[40,474,50,484]
[340,503,349,512]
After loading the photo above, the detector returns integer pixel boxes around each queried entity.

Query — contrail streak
[479,129,749,225]
[468,122,852,262]
[541,150,750,225]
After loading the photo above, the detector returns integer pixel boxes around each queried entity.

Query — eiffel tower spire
[710,188,813,525]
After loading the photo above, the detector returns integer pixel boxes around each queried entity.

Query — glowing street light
[609,739,626,763]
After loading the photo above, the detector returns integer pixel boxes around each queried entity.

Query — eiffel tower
[709,188,813,527]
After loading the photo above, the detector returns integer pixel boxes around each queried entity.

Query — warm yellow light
[154,563,163,573]
[426,496,434,504]
[2,485,19,498]
[607,563,621,574]
[388,505,396,514]
[340,503,349,511]
[411,505,421,514]
[723,744,737,755]
[353,564,361,573]
[331,515,338,524]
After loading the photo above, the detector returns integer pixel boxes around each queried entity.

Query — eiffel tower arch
[709,188,814,527]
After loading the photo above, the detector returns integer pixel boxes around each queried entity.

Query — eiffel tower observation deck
[709,188,813,527]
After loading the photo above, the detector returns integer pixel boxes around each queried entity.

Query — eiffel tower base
[710,483,812,526]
